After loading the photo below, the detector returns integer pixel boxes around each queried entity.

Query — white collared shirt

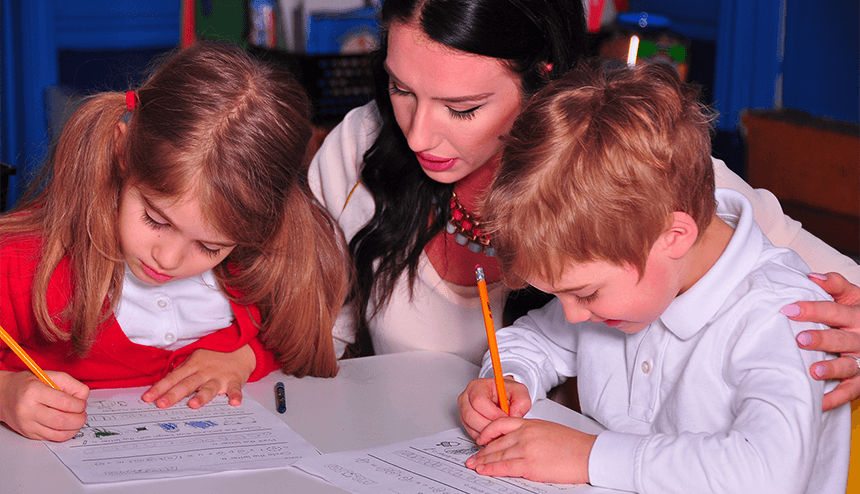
[483,189,851,493]
[115,266,234,351]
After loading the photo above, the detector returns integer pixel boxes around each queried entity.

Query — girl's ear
[657,212,699,260]
[114,122,128,170]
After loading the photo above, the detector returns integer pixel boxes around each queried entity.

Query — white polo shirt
[115,266,234,351]
[483,189,851,493]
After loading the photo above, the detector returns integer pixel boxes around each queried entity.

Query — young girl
[0,41,350,442]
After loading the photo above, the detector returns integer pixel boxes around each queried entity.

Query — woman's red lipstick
[416,152,457,172]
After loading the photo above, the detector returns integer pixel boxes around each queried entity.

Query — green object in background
[197,0,248,47]
[638,40,686,63]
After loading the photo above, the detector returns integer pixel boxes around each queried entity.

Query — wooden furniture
[741,109,859,258]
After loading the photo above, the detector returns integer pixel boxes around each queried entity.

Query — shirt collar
[659,189,764,340]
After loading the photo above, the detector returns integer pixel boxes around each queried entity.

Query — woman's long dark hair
[348,0,587,354]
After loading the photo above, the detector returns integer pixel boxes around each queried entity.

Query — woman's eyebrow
[384,62,493,104]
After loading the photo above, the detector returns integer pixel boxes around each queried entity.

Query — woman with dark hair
[310,0,860,407]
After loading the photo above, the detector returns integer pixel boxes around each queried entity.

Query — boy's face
[525,252,679,334]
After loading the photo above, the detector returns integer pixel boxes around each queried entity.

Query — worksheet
[294,400,627,494]
[44,387,319,483]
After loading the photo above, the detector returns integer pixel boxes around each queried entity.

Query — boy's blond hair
[484,61,716,287]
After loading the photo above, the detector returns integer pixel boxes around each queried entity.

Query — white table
[0,351,478,493]
[0,351,618,493]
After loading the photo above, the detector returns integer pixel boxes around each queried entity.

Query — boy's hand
[466,418,596,484]
[458,377,530,439]
[143,344,255,409]
[0,370,89,442]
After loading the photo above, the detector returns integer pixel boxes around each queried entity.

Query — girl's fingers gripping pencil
[0,324,60,390]
[2,324,91,427]
[475,266,509,415]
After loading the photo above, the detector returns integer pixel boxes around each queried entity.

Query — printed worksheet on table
[44,386,319,483]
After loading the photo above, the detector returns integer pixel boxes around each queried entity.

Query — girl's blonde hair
[1,41,350,378]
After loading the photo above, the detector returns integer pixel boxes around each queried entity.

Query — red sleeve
[230,301,280,381]
[0,235,69,371]
[247,336,280,382]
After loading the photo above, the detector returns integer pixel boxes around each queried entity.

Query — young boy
[458,62,850,493]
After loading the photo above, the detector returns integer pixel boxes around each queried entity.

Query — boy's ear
[657,212,698,260]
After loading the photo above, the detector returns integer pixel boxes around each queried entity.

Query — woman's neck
[452,154,500,213]
[423,154,503,287]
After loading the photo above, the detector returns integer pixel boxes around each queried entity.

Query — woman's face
[385,21,525,184]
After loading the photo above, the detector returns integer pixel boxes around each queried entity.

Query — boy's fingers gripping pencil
[0,324,60,390]
[476,266,509,415]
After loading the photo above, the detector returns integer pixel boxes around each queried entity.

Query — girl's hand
[784,272,860,410]
[466,418,595,484]
[0,370,89,442]
[458,377,530,439]
[143,344,255,409]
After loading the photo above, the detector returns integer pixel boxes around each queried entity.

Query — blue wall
[628,0,859,126]
[53,1,180,50]
[1,0,179,209]
[783,0,859,123]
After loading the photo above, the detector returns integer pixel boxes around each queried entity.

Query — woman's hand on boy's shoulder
[143,345,255,409]
[0,370,89,442]
[787,272,860,410]
[466,417,595,485]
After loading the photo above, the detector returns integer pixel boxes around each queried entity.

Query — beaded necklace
[444,191,496,256]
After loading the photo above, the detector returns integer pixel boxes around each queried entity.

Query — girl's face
[385,21,525,184]
[118,185,236,286]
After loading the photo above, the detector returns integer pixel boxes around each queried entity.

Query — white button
[641,360,652,374]
[157,299,168,308]
[164,333,176,343]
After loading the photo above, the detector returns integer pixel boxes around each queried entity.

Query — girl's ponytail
[1,92,127,353]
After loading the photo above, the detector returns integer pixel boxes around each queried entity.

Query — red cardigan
[0,234,280,389]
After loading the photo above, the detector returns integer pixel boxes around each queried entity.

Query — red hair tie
[125,91,137,111]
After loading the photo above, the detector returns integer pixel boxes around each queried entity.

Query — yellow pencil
[476,265,509,415]
[0,324,60,390]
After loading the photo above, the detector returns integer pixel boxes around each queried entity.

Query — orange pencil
[476,265,509,415]
[0,324,60,390]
